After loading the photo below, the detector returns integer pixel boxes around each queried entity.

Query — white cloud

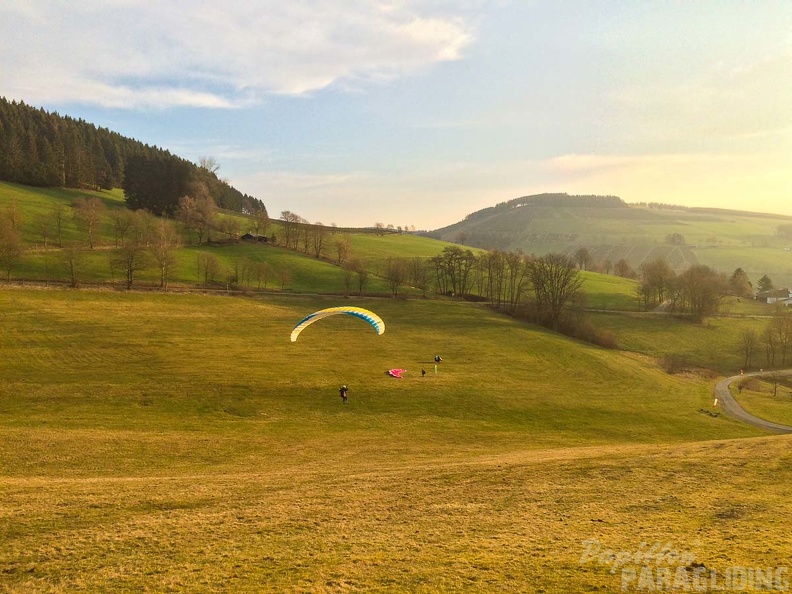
[0,0,474,109]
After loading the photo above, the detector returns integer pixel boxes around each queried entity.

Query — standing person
[339,385,348,405]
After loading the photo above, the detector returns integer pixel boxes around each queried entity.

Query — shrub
[660,354,688,374]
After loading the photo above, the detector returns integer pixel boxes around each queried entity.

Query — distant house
[755,288,792,304]
[241,232,269,244]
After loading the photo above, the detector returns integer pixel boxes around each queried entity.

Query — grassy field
[693,246,792,290]
[732,377,792,427]
[586,294,790,377]
[579,271,639,311]
[3,287,791,592]
[587,311,773,375]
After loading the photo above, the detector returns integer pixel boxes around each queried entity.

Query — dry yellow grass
[2,436,791,592]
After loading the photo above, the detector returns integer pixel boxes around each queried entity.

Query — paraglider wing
[290,306,385,342]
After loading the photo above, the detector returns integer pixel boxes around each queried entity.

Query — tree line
[0,197,183,289]
[739,308,792,371]
[343,246,613,346]
[632,256,786,322]
[460,193,626,223]
[0,97,265,215]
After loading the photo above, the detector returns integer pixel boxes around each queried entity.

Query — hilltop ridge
[428,193,792,286]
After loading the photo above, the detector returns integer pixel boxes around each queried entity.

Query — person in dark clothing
[339,385,348,404]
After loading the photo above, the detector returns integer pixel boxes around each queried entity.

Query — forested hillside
[461,193,627,223]
[0,97,264,215]
[429,193,792,287]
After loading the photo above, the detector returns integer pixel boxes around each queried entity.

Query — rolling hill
[430,194,792,287]
[2,287,789,592]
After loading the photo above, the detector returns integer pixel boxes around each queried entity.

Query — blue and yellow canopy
[290,306,385,342]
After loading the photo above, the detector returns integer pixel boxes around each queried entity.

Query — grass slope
[588,312,767,375]
[3,288,788,591]
[434,203,792,286]
[0,181,446,293]
[3,437,790,592]
[732,378,792,427]
[579,271,640,311]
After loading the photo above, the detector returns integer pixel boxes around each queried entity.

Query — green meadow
[732,377,792,428]
[587,312,763,375]
[2,184,792,592]
[2,287,791,592]
[578,271,640,311]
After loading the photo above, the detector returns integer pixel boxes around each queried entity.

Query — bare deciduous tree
[410,257,429,298]
[739,329,759,371]
[177,194,217,245]
[219,216,242,241]
[770,308,792,366]
[676,265,727,322]
[762,326,777,368]
[253,210,270,237]
[253,260,273,289]
[639,258,675,307]
[341,258,355,297]
[574,247,592,271]
[334,234,351,265]
[72,197,105,249]
[0,217,23,281]
[196,252,223,285]
[384,257,409,297]
[198,156,220,174]
[60,242,86,287]
[51,205,66,247]
[614,258,635,279]
[110,209,136,247]
[112,237,150,289]
[149,218,181,289]
[278,267,291,290]
[527,253,583,330]
[312,223,328,259]
[280,211,302,249]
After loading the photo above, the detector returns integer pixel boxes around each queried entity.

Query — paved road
[714,370,792,434]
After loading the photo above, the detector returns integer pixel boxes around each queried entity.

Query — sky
[1,1,790,229]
